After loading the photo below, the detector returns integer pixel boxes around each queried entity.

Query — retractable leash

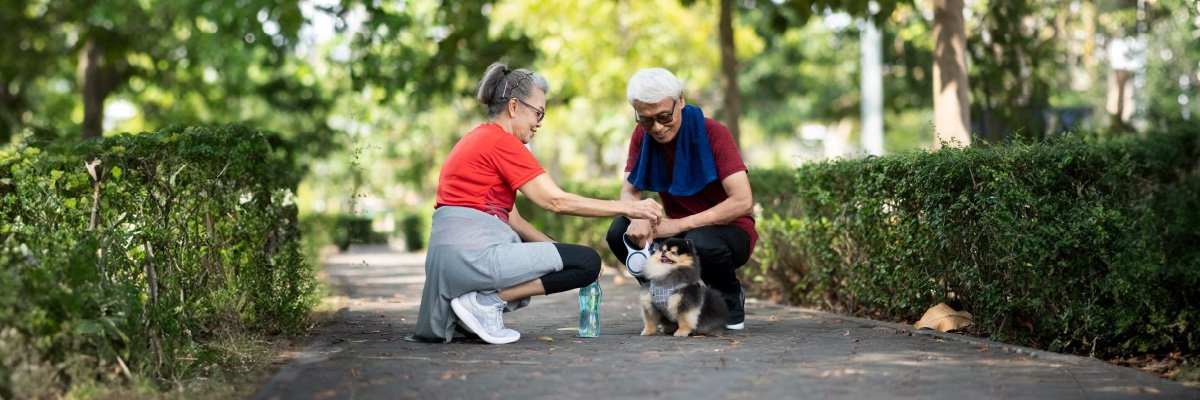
[622,233,657,278]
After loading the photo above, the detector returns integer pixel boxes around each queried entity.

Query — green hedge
[744,128,1200,358]
[0,125,317,397]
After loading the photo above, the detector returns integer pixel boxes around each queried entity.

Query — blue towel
[627,105,718,197]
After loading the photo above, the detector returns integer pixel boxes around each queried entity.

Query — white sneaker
[623,234,656,278]
[450,292,520,344]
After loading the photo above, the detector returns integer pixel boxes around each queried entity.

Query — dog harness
[649,281,691,314]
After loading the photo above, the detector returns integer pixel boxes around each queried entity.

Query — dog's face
[652,238,697,268]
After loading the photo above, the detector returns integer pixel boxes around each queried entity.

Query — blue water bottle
[578,280,602,337]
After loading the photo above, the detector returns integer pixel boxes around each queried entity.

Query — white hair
[625,68,683,106]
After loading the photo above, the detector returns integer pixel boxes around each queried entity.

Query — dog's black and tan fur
[639,238,728,337]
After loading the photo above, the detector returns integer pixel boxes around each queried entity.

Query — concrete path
[251,245,1198,400]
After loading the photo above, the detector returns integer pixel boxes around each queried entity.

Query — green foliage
[967,0,1058,140]
[343,0,536,106]
[399,210,429,252]
[0,0,340,147]
[744,127,1200,358]
[0,125,317,397]
[1142,0,1200,127]
[750,168,805,218]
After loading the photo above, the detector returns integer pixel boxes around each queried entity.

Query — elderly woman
[410,63,663,344]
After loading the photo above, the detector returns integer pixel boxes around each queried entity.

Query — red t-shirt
[436,123,545,222]
[624,118,758,252]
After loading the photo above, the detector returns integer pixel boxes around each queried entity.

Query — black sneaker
[723,286,745,330]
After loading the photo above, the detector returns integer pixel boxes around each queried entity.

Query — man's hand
[625,218,655,249]
[652,218,687,239]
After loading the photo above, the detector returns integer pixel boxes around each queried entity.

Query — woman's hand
[627,198,663,222]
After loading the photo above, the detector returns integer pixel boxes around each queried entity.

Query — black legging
[605,217,751,294]
[540,243,602,294]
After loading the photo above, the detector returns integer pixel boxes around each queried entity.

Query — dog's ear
[681,239,696,254]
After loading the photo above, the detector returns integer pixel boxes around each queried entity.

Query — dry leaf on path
[913,302,974,332]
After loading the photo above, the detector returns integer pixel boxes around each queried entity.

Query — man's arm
[654,171,753,238]
[619,174,643,202]
[508,207,555,243]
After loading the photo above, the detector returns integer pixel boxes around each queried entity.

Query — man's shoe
[450,292,521,344]
[723,286,745,330]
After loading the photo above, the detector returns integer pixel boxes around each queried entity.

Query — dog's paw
[673,330,692,337]
[640,329,656,336]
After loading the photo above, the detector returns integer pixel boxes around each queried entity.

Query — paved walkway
[251,245,1198,400]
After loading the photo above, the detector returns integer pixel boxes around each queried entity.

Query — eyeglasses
[515,97,545,123]
[634,98,677,130]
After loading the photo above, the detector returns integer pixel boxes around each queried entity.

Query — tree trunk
[1106,68,1134,133]
[933,0,972,148]
[0,79,19,140]
[79,38,115,139]
[719,0,741,147]
[860,19,884,156]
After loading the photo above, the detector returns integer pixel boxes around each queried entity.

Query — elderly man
[605,67,757,330]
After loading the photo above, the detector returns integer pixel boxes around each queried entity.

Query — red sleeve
[490,134,545,190]
[705,119,747,180]
[624,126,646,173]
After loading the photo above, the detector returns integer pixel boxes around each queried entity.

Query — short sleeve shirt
[437,123,545,222]
[624,118,758,251]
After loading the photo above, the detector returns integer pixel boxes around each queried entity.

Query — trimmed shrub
[744,128,1200,358]
[0,125,316,396]
[398,210,428,251]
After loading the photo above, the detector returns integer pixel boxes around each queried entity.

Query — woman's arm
[518,173,662,220]
[507,207,555,243]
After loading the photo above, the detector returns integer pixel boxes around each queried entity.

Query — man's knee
[605,217,630,253]
[686,234,734,266]
[606,217,629,240]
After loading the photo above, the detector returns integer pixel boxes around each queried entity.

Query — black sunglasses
[634,98,677,130]
[515,97,545,123]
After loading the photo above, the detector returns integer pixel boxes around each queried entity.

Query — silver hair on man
[626,68,683,106]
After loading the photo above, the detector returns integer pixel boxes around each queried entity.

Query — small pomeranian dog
[639,238,728,337]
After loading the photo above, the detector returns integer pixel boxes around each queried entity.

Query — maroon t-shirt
[624,118,758,252]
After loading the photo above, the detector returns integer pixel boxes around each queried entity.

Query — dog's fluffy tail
[697,288,730,335]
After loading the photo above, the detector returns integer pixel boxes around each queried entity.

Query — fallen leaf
[713,335,740,345]
[537,336,554,342]
[913,303,974,332]
[768,315,780,322]
[557,327,579,331]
